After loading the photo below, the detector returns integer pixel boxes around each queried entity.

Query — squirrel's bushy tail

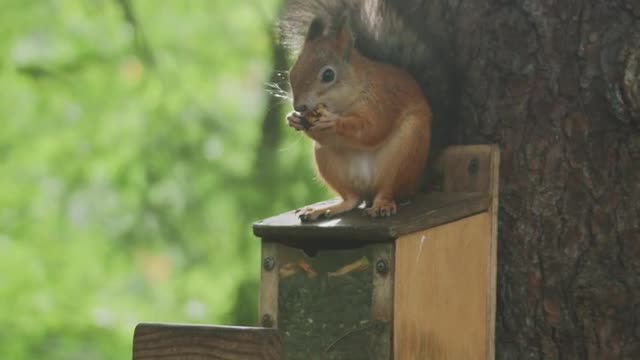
[279,0,434,82]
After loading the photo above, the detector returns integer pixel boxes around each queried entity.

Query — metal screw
[263,256,275,271]
[376,259,389,275]
[468,158,479,176]
[262,314,273,328]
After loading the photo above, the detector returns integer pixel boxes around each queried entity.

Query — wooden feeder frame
[132,144,500,360]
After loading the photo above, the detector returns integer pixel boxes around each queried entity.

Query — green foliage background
[0,1,328,358]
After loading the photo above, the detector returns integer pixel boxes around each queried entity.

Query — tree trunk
[404,0,640,358]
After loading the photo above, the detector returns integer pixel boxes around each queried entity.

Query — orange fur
[289,20,431,221]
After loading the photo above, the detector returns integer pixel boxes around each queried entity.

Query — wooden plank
[486,146,500,360]
[440,144,500,359]
[253,192,490,243]
[132,323,281,360]
[371,244,394,322]
[370,244,394,360]
[394,213,492,360]
[275,243,393,360]
[260,242,279,329]
[437,144,496,194]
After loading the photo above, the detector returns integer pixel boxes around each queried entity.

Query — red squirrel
[281,4,432,222]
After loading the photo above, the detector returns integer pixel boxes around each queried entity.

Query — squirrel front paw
[286,111,310,131]
[308,105,338,131]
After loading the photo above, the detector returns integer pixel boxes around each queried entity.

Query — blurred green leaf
[0,0,329,358]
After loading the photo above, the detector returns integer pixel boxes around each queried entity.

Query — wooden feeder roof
[253,192,490,243]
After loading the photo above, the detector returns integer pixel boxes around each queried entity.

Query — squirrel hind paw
[298,207,332,222]
[364,201,397,218]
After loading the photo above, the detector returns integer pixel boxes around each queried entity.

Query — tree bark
[402,0,640,358]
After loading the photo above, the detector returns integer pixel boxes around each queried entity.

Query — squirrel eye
[321,68,335,83]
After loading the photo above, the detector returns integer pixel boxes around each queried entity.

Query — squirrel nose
[294,104,308,113]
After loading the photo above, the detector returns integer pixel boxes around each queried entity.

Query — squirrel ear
[306,17,325,42]
[335,13,354,61]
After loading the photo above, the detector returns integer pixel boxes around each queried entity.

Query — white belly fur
[347,152,375,191]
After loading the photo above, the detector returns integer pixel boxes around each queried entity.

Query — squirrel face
[289,15,361,114]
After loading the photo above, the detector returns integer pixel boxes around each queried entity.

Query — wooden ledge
[253,192,490,243]
[133,323,281,360]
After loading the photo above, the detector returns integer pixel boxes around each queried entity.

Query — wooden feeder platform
[132,144,500,360]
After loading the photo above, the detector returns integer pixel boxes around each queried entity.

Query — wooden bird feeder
[132,144,500,360]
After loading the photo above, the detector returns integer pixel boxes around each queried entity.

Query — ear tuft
[335,12,354,61]
[336,13,351,33]
[306,17,325,42]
